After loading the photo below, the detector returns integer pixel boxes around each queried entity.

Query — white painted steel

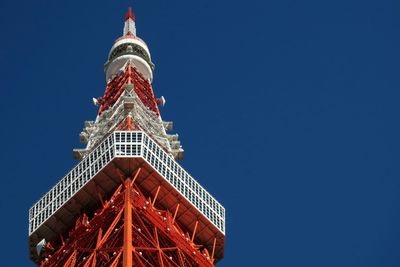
[105,54,153,82]
[109,36,149,57]
[81,82,174,155]
[141,132,225,233]
[28,133,116,235]
[29,131,225,236]
[123,19,136,36]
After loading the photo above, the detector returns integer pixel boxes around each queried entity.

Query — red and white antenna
[123,7,136,36]
[105,6,153,82]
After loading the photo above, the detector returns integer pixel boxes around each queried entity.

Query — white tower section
[104,8,154,82]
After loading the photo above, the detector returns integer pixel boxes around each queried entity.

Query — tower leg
[123,179,133,266]
[38,169,215,267]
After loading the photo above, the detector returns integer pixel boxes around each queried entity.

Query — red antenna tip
[125,7,135,21]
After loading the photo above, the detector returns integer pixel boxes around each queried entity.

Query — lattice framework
[40,169,216,267]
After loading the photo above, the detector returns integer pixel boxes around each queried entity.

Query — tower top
[123,7,136,36]
[105,7,154,81]
[125,7,135,21]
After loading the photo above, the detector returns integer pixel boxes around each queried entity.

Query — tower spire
[125,7,135,21]
[123,7,136,36]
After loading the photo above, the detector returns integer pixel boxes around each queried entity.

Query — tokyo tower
[28,7,225,267]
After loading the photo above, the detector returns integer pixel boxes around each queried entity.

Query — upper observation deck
[29,131,225,262]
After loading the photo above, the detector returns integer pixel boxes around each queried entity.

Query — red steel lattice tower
[28,7,225,267]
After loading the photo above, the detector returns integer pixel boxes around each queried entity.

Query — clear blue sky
[1,0,400,266]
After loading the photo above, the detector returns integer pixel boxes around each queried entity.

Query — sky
[0,0,400,266]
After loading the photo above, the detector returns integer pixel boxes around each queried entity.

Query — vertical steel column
[123,179,133,267]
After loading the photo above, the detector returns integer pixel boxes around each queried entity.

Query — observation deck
[29,131,225,262]
[105,34,154,82]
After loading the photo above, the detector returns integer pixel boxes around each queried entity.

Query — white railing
[141,133,225,233]
[29,134,115,234]
[29,131,225,236]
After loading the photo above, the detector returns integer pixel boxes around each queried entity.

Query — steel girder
[39,169,214,267]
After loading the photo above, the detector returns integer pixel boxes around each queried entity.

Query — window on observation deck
[109,43,151,66]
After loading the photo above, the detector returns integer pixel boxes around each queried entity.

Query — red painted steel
[39,169,214,267]
[125,7,135,21]
[98,63,159,116]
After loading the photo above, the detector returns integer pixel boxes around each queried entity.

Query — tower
[28,7,225,266]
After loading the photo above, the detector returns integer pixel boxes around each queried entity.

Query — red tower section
[98,63,159,116]
[29,7,225,267]
[39,170,215,266]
